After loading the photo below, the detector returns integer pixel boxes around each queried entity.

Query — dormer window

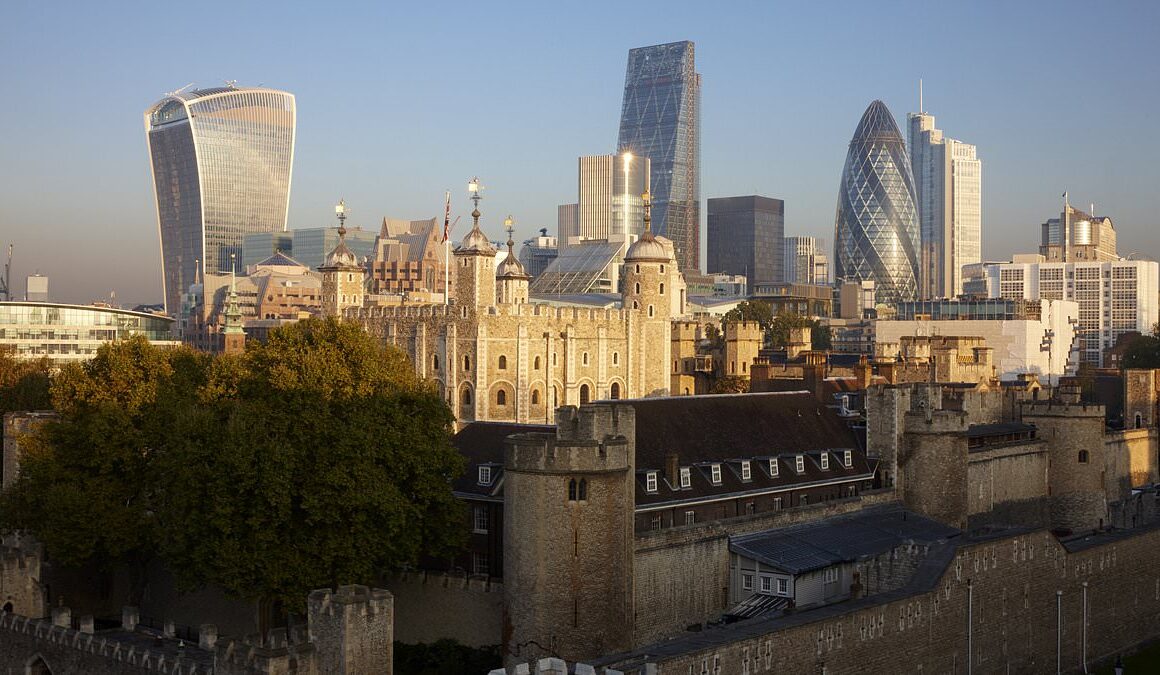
[741,460,751,481]
[679,466,691,488]
[843,450,852,468]
[795,455,805,473]
[710,464,722,484]
[769,459,779,477]
[478,466,492,485]
[820,453,830,470]
[645,471,658,493]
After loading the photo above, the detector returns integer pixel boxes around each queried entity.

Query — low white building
[874,298,1078,384]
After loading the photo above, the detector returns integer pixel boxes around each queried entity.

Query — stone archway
[25,654,53,675]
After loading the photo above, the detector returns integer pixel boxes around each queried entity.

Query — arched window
[636,264,641,273]
[497,389,507,406]
[612,352,619,365]
[580,384,591,404]
[568,478,577,501]
[660,264,665,273]
[610,382,620,399]
[1079,450,1089,464]
[582,352,589,366]
[461,388,473,406]
[579,478,588,500]
[1,601,12,614]
[659,282,665,295]
[1136,413,1143,429]
[648,305,654,317]
[432,354,440,371]
[531,389,540,405]
[552,386,559,407]
[633,301,639,309]
[464,355,471,371]
[552,352,557,366]
[498,355,507,370]
[534,356,541,370]
[635,282,641,294]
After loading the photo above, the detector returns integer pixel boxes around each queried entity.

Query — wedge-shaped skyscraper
[145,85,296,314]
[833,100,919,305]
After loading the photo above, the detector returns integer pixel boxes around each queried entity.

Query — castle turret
[623,191,676,396]
[502,403,635,665]
[496,216,531,305]
[320,200,366,317]
[454,181,497,309]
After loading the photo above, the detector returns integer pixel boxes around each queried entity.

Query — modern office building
[706,196,784,288]
[1039,201,1117,262]
[784,236,829,285]
[833,100,920,305]
[559,153,650,251]
[617,41,701,272]
[907,110,982,298]
[981,255,1159,366]
[0,302,178,364]
[24,275,47,302]
[242,227,375,271]
[519,229,559,279]
[144,85,296,315]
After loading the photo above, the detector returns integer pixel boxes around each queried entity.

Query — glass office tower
[833,100,919,305]
[706,195,784,288]
[145,86,296,314]
[617,41,701,272]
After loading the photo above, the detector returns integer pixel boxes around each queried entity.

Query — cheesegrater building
[144,85,296,315]
[617,41,701,273]
[833,100,919,305]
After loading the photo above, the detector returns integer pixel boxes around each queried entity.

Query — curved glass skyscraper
[833,100,919,305]
[145,86,296,314]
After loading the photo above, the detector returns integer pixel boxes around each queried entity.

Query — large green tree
[0,347,52,415]
[1121,325,1160,369]
[153,318,464,613]
[722,303,832,350]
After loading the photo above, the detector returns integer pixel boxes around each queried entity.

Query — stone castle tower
[496,222,531,305]
[622,192,680,397]
[320,211,366,317]
[723,320,763,378]
[502,403,636,664]
[454,204,497,309]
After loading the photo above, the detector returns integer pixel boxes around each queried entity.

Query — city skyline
[1,1,1158,305]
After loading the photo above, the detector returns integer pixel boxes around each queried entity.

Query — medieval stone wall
[383,570,501,648]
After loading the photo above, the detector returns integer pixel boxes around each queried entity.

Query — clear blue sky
[1,0,1157,305]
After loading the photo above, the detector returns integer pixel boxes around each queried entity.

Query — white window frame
[472,552,489,575]
[472,505,489,534]
[645,471,658,493]
[795,455,805,473]
[777,578,789,596]
[685,510,696,526]
[478,465,492,485]
[741,460,751,480]
[820,452,830,470]
[773,496,783,510]
[680,466,692,488]
[743,573,754,591]
[844,450,853,468]
[711,464,722,484]
[769,459,779,477]
[760,576,772,593]
[824,567,838,584]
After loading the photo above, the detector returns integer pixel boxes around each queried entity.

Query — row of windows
[742,573,789,596]
[642,452,854,493]
[435,351,620,372]
[460,382,622,408]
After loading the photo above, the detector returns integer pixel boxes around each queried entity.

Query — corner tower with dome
[343,183,684,426]
[320,200,366,317]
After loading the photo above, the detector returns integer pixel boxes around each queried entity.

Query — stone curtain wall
[603,524,1160,675]
[384,571,502,648]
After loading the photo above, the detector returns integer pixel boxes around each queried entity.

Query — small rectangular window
[685,510,695,526]
[769,459,779,477]
[795,456,805,473]
[645,471,658,493]
[820,453,830,470]
[472,552,489,575]
[741,460,751,480]
[773,496,782,510]
[760,576,772,593]
[800,494,808,506]
[478,466,492,485]
[743,573,753,591]
[650,514,662,531]
[844,450,853,468]
[472,505,489,534]
[711,464,722,484]
[824,568,838,584]
[680,467,691,488]
[777,578,789,595]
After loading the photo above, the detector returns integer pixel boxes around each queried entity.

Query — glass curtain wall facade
[833,100,919,305]
[617,41,701,272]
[145,86,296,314]
[0,302,178,364]
[706,195,784,288]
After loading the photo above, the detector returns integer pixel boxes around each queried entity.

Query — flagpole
[444,190,451,305]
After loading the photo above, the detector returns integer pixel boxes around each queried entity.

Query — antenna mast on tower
[0,244,11,302]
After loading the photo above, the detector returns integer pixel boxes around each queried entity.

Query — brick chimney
[665,452,680,488]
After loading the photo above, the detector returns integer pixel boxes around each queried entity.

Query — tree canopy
[0,347,52,415]
[1120,325,1160,369]
[720,302,832,350]
[0,319,464,612]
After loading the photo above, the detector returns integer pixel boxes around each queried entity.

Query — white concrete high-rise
[784,236,829,285]
[908,110,981,299]
[558,152,650,250]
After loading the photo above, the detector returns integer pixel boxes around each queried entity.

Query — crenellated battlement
[1021,401,1105,418]
[489,657,655,674]
[307,584,392,620]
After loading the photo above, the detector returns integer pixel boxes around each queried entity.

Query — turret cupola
[497,215,532,305]
[319,199,366,317]
[453,177,498,308]
[623,191,674,320]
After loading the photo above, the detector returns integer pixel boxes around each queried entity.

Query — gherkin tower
[833,100,919,305]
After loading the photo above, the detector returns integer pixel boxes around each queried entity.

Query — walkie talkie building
[833,100,919,305]
[145,85,296,314]
[617,41,701,273]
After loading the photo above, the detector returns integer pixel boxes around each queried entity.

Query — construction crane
[0,244,11,301]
